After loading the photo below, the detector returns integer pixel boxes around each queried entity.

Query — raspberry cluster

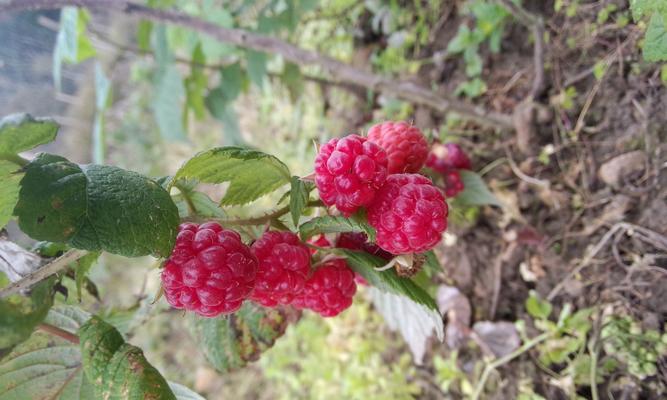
[161,222,258,317]
[426,143,472,198]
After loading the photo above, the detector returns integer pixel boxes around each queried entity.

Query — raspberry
[426,143,472,173]
[161,222,258,317]
[367,174,448,254]
[367,121,429,174]
[443,169,465,198]
[307,234,331,255]
[336,232,393,260]
[250,231,311,307]
[314,134,388,216]
[293,259,357,317]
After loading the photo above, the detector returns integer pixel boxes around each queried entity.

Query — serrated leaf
[0,161,22,229]
[189,302,298,373]
[299,215,376,241]
[369,287,444,364]
[171,147,290,206]
[0,274,55,356]
[340,249,439,312]
[78,316,176,399]
[526,291,552,320]
[0,306,93,399]
[73,252,100,302]
[456,170,501,206]
[0,113,59,156]
[644,12,667,61]
[14,153,179,258]
[289,176,309,226]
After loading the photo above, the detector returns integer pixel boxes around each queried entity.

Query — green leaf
[171,147,291,206]
[0,161,22,229]
[0,274,55,355]
[52,7,96,91]
[189,302,298,373]
[281,62,304,102]
[184,43,208,123]
[246,50,267,88]
[78,316,176,399]
[14,154,179,258]
[339,249,438,312]
[153,65,187,141]
[299,215,376,241]
[526,291,552,320]
[644,12,667,61]
[173,190,226,219]
[93,63,111,164]
[0,306,94,399]
[630,0,667,20]
[73,252,100,302]
[137,21,153,51]
[168,382,206,400]
[289,176,309,226]
[456,170,501,206]
[0,113,59,156]
[447,25,472,54]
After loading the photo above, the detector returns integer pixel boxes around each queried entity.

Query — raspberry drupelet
[161,222,258,317]
[293,259,357,317]
[367,121,429,174]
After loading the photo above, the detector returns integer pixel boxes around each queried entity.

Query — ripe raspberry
[367,121,429,174]
[293,259,356,317]
[367,174,448,254]
[336,232,393,260]
[162,222,258,317]
[443,169,465,198]
[426,143,472,173]
[307,234,331,255]
[250,231,311,307]
[314,134,388,216]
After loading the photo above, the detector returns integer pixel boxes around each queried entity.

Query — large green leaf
[171,147,291,206]
[0,273,55,356]
[455,170,501,206]
[14,153,179,258]
[0,114,59,156]
[0,161,22,229]
[189,302,298,373]
[79,316,176,399]
[299,215,376,242]
[339,249,438,312]
[0,306,93,399]
[289,176,310,226]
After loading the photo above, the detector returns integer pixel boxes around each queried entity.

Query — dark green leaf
[299,215,376,241]
[246,50,267,88]
[78,316,176,399]
[74,252,100,302]
[0,273,55,355]
[14,154,179,258]
[189,302,298,373]
[0,161,22,229]
[171,147,291,206]
[339,249,438,312]
[456,170,501,206]
[289,176,309,226]
[0,113,59,156]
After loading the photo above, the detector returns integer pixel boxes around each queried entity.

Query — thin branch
[0,0,514,129]
[38,323,80,344]
[0,249,87,299]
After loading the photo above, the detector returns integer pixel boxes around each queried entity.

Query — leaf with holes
[14,153,179,257]
[299,215,376,242]
[0,113,59,156]
[189,302,299,373]
[171,147,291,206]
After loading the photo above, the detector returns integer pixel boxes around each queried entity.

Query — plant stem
[0,249,87,299]
[0,0,514,130]
[0,153,29,167]
[471,332,552,400]
[38,323,80,344]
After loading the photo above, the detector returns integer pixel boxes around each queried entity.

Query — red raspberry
[314,134,388,216]
[367,121,429,174]
[367,174,448,254]
[250,231,311,307]
[293,259,357,317]
[161,222,258,317]
[443,169,465,198]
[336,232,393,260]
[426,143,472,173]
[307,234,331,255]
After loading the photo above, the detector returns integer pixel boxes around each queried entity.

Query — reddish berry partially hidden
[315,134,388,216]
[443,169,465,198]
[426,143,472,173]
[162,222,258,317]
[250,231,312,307]
[336,232,393,260]
[293,259,357,317]
[367,121,429,174]
[367,174,448,254]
